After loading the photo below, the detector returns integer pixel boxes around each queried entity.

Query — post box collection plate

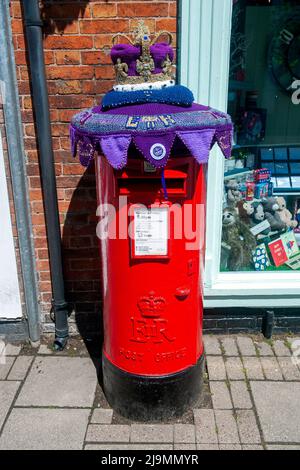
[132,206,169,258]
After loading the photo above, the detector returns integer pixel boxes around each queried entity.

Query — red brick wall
[9,0,177,334]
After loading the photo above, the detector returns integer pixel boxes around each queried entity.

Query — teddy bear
[251,202,264,225]
[276,196,298,228]
[261,197,286,232]
[250,202,271,239]
[225,179,242,208]
[237,200,254,224]
[222,207,256,271]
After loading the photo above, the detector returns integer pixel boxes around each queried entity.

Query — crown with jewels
[111,21,175,87]
[137,291,166,318]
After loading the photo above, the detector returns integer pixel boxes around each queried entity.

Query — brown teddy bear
[262,197,286,232]
[250,202,271,239]
[276,196,298,228]
[222,207,256,271]
[237,200,254,225]
[225,179,242,208]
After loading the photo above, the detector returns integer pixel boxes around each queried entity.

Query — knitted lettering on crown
[111,20,175,86]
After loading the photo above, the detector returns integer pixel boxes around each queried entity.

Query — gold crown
[112,20,175,86]
[137,291,166,318]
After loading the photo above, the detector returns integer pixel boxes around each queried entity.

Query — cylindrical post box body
[96,152,206,420]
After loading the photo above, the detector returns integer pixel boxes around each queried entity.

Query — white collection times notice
[134,207,169,257]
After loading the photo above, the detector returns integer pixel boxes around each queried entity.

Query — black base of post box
[102,354,205,421]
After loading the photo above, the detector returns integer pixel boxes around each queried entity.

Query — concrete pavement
[0,334,300,450]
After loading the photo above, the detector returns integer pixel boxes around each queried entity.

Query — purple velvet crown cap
[111,42,174,76]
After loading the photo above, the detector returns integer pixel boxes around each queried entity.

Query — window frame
[179,0,300,307]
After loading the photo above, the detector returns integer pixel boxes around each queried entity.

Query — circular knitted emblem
[150,143,167,160]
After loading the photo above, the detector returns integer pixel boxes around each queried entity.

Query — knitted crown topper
[111,20,175,86]
[70,21,233,169]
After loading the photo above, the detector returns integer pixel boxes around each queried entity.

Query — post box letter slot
[117,177,186,196]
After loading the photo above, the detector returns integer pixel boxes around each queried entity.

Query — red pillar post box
[70,21,233,420]
[96,154,207,419]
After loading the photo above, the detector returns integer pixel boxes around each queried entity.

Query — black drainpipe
[22,0,69,350]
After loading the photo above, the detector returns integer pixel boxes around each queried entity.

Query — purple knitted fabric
[111,42,174,76]
[177,130,217,164]
[70,103,233,169]
[101,135,132,169]
[93,102,209,115]
[111,44,141,76]
[150,43,174,73]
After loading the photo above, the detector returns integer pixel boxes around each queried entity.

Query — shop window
[221,0,300,273]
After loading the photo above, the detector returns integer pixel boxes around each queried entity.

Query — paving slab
[277,357,300,381]
[230,381,252,409]
[0,381,20,429]
[38,344,54,355]
[210,381,232,409]
[242,445,263,450]
[236,410,261,444]
[289,338,300,366]
[194,409,218,444]
[225,357,245,380]
[85,444,173,450]
[243,356,264,380]
[219,444,242,450]
[287,337,300,350]
[251,381,300,443]
[221,337,239,356]
[236,337,256,356]
[0,408,89,450]
[273,340,291,357]
[174,424,195,444]
[174,444,197,450]
[130,424,173,443]
[260,357,283,381]
[0,357,15,380]
[86,424,130,443]
[197,444,219,450]
[287,336,300,343]
[255,341,274,357]
[266,445,300,450]
[90,408,113,424]
[214,410,240,444]
[206,356,226,380]
[203,336,222,355]
[7,356,33,381]
[5,344,21,356]
[16,356,97,407]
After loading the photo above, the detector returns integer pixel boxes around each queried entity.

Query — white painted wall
[0,130,22,318]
